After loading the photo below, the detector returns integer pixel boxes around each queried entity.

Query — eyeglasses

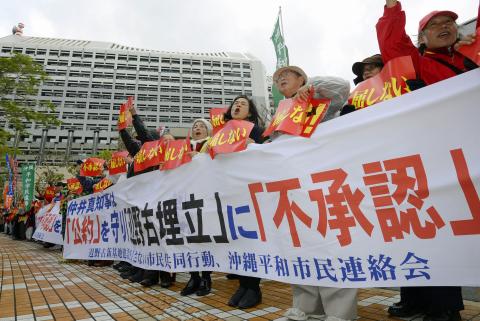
[275,70,301,83]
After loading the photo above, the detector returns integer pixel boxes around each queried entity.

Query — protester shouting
[222,95,264,309]
[377,0,477,87]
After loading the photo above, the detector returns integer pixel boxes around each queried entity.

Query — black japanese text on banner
[63,70,480,288]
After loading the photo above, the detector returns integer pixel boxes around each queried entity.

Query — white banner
[64,70,480,287]
[33,202,63,245]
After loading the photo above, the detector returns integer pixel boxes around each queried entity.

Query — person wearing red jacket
[377,2,474,321]
[376,0,477,86]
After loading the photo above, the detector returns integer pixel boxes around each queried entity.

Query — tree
[35,165,64,196]
[95,149,113,162]
[0,53,61,156]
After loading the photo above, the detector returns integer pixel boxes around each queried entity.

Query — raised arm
[376,1,420,69]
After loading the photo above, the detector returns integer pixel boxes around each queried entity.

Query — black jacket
[132,114,160,143]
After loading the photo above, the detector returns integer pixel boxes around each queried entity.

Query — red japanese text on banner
[210,107,228,135]
[264,93,326,137]
[80,158,106,177]
[67,178,83,195]
[117,102,132,131]
[162,139,192,170]
[300,98,331,138]
[209,120,253,159]
[134,140,165,173]
[109,151,129,175]
[44,186,56,203]
[348,56,416,109]
[93,178,113,193]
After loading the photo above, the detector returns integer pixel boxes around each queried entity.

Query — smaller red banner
[263,93,331,138]
[300,98,331,138]
[134,140,165,173]
[67,178,83,195]
[210,107,228,135]
[348,55,416,109]
[457,27,480,66]
[117,102,133,131]
[109,151,129,175]
[125,96,134,109]
[44,186,56,203]
[161,139,192,170]
[80,158,106,177]
[93,178,113,193]
[208,120,254,159]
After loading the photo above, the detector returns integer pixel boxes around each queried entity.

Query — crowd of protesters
[1,2,478,321]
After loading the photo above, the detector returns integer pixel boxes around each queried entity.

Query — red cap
[418,10,458,32]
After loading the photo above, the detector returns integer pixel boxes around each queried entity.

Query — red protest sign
[348,56,416,109]
[457,27,480,66]
[301,98,331,138]
[263,96,313,137]
[44,186,56,203]
[109,151,129,175]
[117,102,133,131]
[125,96,134,108]
[161,139,192,170]
[67,178,83,195]
[208,120,254,159]
[210,107,228,135]
[134,140,165,173]
[93,177,113,193]
[80,158,105,177]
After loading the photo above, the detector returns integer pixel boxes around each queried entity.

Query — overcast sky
[2,0,477,83]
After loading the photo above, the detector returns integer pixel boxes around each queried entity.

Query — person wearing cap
[377,2,470,321]
[351,54,384,86]
[376,0,477,87]
[272,66,350,122]
[273,66,356,321]
[341,54,385,115]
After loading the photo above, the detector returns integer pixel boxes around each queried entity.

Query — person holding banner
[117,122,176,287]
[341,54,385,115]
[377,3,472,320]
[377,0,477,86]
[272,65,357,321]
[351,54,384,86]
[272,66,350,123]
[223,95,265,309]
[181,118,214,296]
[189,118,212,155]
[223,95,264,144]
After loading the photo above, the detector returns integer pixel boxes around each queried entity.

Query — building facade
[0,35,270,165]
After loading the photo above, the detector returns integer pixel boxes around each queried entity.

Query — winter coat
[376,1,477,85]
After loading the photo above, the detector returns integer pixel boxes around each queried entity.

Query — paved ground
[1,234,479,321]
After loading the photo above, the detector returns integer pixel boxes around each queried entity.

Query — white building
[0,34,270,165]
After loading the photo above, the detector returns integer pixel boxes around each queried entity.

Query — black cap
[352,54,384,85]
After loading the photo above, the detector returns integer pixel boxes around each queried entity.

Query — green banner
[21,163,35,211]
[271,16,289,69]
[271,14,289,109]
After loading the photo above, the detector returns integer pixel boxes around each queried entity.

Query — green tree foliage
[95,149,113,162]
[35,165,64,196]
[0,53,62,155]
